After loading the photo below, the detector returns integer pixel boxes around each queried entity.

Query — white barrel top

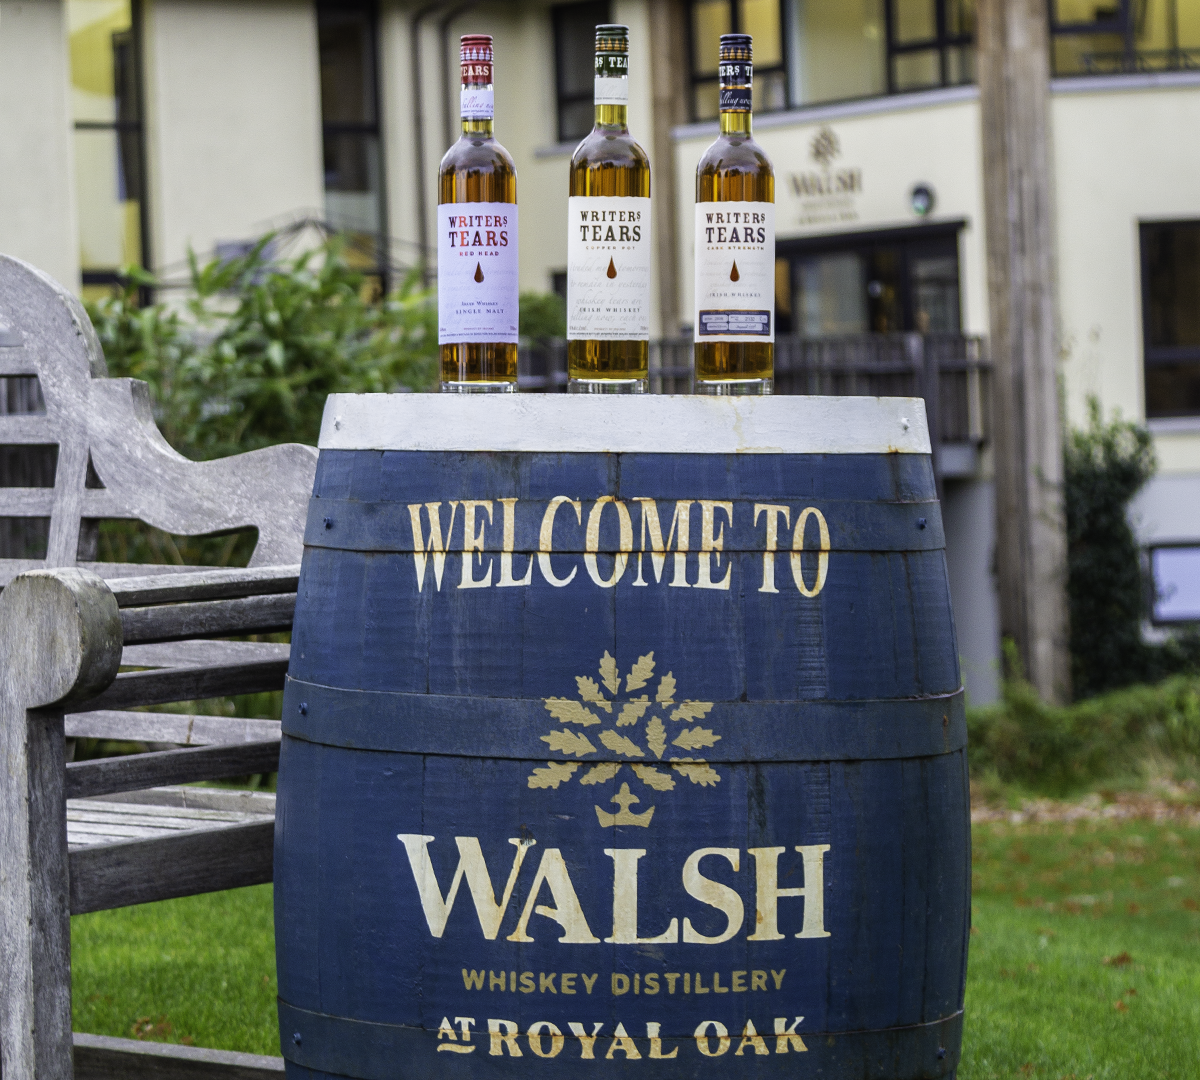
[318,394,932,455]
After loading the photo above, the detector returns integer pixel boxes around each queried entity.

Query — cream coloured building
[4,0,1200,702]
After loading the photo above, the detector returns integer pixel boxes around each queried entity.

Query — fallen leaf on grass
[181,1036,195,1046]
[1020,1063,1034,1077]
[1183,897,1198,911]
[1103,952,1133,967]
[1114,999,1128,1012]
[1123,987,1137,997]
[1127,902,1141,915]
[131,1016,173,1040]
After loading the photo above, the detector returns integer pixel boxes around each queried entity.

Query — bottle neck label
[437,203,519,344]
[460,85,494,120]
[594,75,628,106]
[693,201,775,343]
[594,52,629,106]
[567,195,652,341]
[719,59,752,113]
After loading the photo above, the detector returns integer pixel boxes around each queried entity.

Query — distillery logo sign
[787,126,863,228]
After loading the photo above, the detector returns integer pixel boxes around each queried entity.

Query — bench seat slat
[72,1031,285,1079]
[66,741,281,800]
[120,640,290,670]
[120,593,296,644]
[76,658,289,711]
[69,819,274,914]
[66,710,282,745]
[105,565,301,607]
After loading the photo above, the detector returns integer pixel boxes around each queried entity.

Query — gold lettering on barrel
[753,504,790,594]
[408,501,459,592]
[459,500,494,589]
[508,848,601,943]
[397,835,536,938]
[791,508,830,597]
[604,848,680,943]
[538,496,581,587]
[584,496,633,587]
[632,499,692,587]
[682,848,743,943]
[747,845,832,940]
[695,501,733,590]
[497,498,534,587]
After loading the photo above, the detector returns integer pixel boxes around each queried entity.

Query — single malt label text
[438,203,519,344]
[694,202,775,343]
[567,196,652,341]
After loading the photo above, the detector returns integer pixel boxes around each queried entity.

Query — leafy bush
[968,643,1200,794]
[519,291,566,343]
[1065,400,1200,699]
[86,236,438,461]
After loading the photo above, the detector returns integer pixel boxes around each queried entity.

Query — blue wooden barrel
[275,396,968,1079]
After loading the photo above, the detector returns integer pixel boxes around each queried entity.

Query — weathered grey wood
[65,740,280,799]
[67,793,275,850]
[65,710,282,745]
[82,785,276,814]
[73,1032,285,1080]
[977,0,1070,703]
[0,569,123,1080]
[105,565,301,607]
[120,593,296,644]
[0,253,316,573]
[120,641,291,670]
[76,658,289,712]
[69,818,275,914]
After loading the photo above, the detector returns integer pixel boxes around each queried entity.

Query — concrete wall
[0,0,80,289]
[1050,75,1200,484]
[143,0,324,271]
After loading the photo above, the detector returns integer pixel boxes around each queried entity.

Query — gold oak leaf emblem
[527,651,720,826]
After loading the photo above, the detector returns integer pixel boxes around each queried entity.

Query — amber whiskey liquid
[439,35,519,392]
[694,34,775,395]
[566,24,652,393]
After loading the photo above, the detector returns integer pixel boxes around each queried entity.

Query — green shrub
[86,236,438,462]
[968,643,1200,793]
[518,291,566,343]
[1065,399,1200,698]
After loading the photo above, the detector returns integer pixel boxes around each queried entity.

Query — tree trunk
[977,0,1071,703]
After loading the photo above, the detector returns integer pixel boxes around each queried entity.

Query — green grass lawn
[71,816,1200,1074]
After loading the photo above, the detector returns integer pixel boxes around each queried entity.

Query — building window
[690,0,788,119]
[885,0,975,93]
[687,1,978,120]
[776,224,962,335]
[318,1,387,285]
[1051,0,1200,76]
[1141,221,1200,419]
[554,2,611,143]
[1150,546,1200,623]
[69,0,149,299]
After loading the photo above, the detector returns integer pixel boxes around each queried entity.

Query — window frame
[883,0,974,95]
[1049,0,1199,75]
[73,0,152,292]
[552,0,612,144]
[316,0,389,288]
[686,0,790,122]
[1139,219,1200,419]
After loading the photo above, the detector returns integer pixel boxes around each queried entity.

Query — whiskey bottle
[438,35,519,392]
[694,34,775,395]
[567,24,652,394]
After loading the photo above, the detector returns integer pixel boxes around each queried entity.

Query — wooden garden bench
[0,255,317,1079]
